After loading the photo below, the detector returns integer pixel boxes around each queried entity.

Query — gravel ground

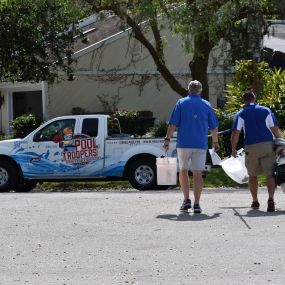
[1,187,285,284]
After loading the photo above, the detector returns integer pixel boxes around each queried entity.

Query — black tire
[128,157,158,190]
[14,180,37,192]
[0,160,18,192]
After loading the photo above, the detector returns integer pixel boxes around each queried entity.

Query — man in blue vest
[231,91,282,212]
[163,80,219,213]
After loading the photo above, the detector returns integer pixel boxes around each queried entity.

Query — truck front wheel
[14,180,37,192]
[0,160,17,192]
[128,157,157,190]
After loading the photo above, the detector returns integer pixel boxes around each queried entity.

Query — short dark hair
[243,91,256,103]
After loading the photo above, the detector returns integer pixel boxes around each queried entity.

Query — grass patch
[36,180,132,192]
[204,167,245,188]
[204,167,266,188]
[34,167,266,191]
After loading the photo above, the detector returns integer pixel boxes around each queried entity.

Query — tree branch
[87,1,188,96]
[124,13,187,96]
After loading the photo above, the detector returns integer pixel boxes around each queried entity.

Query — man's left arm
[267,111,282,139]
[270,126,282,139]
[210,127,219,151]
[208,107,219,151]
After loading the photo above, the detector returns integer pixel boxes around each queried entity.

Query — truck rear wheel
[128,157,157,190]
[0,160,17,192]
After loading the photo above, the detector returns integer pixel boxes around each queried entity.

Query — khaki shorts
[177,148,207,171]
[244,142,276,176]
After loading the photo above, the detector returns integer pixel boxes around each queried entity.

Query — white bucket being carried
[219,149,249,184]
[156,157,177,185]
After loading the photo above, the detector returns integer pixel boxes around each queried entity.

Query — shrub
[0,132,13,141]
[112,110,139,135]
[112,110,155,136]
[144,120,168,138]
[72,107,86,115]
[213,109,235,157]
[225,60,285,128]
[11,114,42,138]
[259,69,285,127]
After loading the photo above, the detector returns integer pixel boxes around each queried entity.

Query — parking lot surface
[1,188,285,285]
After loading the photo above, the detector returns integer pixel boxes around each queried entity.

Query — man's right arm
[163,124,176,151]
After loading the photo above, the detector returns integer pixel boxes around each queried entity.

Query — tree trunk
[189,37,214,101]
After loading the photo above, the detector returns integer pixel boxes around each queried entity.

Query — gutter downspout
[42,81,49,122]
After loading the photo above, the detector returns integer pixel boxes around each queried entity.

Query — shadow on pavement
[156,212,222,222]
[220,207,285,217]
[241,209,285,217]
[220,206,285,229]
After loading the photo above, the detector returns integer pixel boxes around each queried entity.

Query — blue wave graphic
[78,161,125,177]
[12,154,81,178]
[11,152,126,179]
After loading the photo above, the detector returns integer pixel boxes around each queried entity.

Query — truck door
[77,117,104,177]
[27,118,80,178]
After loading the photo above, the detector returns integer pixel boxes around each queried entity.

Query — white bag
[219,149,249,184]
[209,148,222,165]
[156,157,177,185]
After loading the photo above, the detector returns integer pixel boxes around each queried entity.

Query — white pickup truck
[0,114,184,192]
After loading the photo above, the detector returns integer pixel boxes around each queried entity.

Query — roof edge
[73,28,132,58]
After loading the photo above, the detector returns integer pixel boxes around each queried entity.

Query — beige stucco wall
[76,28,191,74]
[49,74,182,121]
[48,72,230,122]
[48,27,231,122]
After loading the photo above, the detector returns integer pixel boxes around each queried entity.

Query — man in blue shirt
[231,91,282,212]
[163,80,219,213]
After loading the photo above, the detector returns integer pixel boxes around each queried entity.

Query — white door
[77,117,105,177]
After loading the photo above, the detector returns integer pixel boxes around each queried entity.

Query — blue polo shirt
[169,94,218,149]
[232,103,279,145]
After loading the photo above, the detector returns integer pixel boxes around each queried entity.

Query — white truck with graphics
[0,115,182,192]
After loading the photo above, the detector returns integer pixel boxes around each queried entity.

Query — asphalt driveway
[1,188,285,285]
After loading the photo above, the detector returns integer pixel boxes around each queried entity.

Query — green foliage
[164,1,269,55]
[225,60,285,128]
[113,110,140,135]
[0,132,10,141]
[112,110,155,136]
[0,0,88,83]
[11,114,42,138]
[144,120,168,138]
[205,167,266,187]
[113,110,139,119]
[84,0,283,101]
[213,109,235,157]
[259,69,285,124]
[215,109,234,131]
[33,167,265,191]
[225,60,269,112]
[36,180,132,191]
[72,107,87,115]
[204,167,246,188]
